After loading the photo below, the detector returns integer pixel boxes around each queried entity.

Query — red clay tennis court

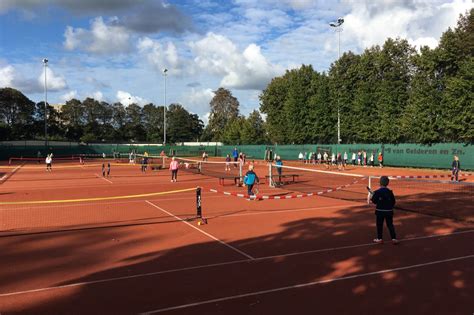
[1,158,473,314]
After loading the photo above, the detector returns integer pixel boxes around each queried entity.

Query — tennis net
[9,156,84,165]
[134,154,165,170]
[368,176,474,222]
[269,164,367,201]
[0,187,200,236]
[173,157,243,180]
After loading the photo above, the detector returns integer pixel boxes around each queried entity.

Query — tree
[0,87,35,140]
[441,58,474,143]
[61,99,84,141]
[222,116,245,144]
[167,103,204,143]
[400,47,443,143]
[124,103,145,142]
[259,75,290,144]
[373,38,415,143]
[142,103,164,143]
[205,88,239,141]
[241,110,266,144]
[283,65,317,144]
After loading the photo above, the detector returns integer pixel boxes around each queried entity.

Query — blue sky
[0,0,471,123]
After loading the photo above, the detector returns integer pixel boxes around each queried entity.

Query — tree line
[259,9,473,144]
[0,89,204,143]
[0,10,472,145]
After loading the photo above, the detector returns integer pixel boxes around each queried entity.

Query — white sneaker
[392,239,399,245]
[373,238,384,244]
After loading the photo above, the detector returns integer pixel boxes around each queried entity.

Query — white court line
[222,204,347,218]
[145,200,255,260]
[0,229,473,297]
[0,165,22,183]
[140,254,474,314]
[95,174,113,184]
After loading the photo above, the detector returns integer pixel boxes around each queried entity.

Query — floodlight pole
[163,68,168,146]
[43,58,48,147]
[330,18,344,144]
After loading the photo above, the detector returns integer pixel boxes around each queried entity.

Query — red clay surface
[0,159,473,314]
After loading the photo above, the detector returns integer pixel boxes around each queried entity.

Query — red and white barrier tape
[209,178,364,200]
[388,173,473,180]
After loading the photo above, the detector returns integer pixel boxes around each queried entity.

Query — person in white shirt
[317,152,322,164]
[298,152,304,162]
[351,152,356,165]
[45,154,52,172]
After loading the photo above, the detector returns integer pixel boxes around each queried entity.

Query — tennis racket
[366,186,373,204]
[254,182,260,195]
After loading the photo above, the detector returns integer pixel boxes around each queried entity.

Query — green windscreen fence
[0,142,472,170]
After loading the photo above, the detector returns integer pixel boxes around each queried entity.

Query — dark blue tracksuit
[451,160,460,181]
[371,187,397,239]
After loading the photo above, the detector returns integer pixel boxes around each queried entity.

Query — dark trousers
[452,169,459,181]
[171,169,178,181]
[376,212,396,239]
[247,184,254,195]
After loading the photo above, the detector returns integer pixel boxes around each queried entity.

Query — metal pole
[329,19,344,145]
[163,69,168,146]
[337,29,341,144]
[43,58,48,147]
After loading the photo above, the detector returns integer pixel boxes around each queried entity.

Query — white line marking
[140,254,474,314]
[222,205,346,218]
[95,174,113,184]
[0,165,22,183]
[0,229,472,297]
[145,200,255,260]
[0,258,250,298]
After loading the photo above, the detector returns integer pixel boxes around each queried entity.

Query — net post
[196,187,202,218]
[367,176,372,204]
[239,160,243,185]
[268,162,274,187]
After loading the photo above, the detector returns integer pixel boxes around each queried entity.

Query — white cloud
[137,37,184,74]
[340,0,473,51]
[92,91,104,101]
[202,112,211,126]
[38,67,67,91]
[190,33,283,90]
[116,90,148,106]
[64,17,131,54]
[180,88,214,117]
[0,65,15,87]
[60,90,77,102]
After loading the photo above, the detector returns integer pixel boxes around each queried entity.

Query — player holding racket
[367,176,398,244]
[244,165,259,199]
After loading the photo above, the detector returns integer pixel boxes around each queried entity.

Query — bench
[219,176,242,186]
[265,174,300,185]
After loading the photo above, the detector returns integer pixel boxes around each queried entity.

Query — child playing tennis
[244,165,259,198]
[45,154,52,172]
[368,176,398,244]
[169,157,179,182]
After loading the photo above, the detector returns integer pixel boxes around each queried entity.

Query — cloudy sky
[0,0,471,123]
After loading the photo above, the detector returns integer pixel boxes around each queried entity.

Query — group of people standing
[350,151,384,168]
[298,150,384,169]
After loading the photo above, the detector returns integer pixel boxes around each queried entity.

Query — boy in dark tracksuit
[451,156,460,182]
[244,165,259,197]
[370,176,398,244]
